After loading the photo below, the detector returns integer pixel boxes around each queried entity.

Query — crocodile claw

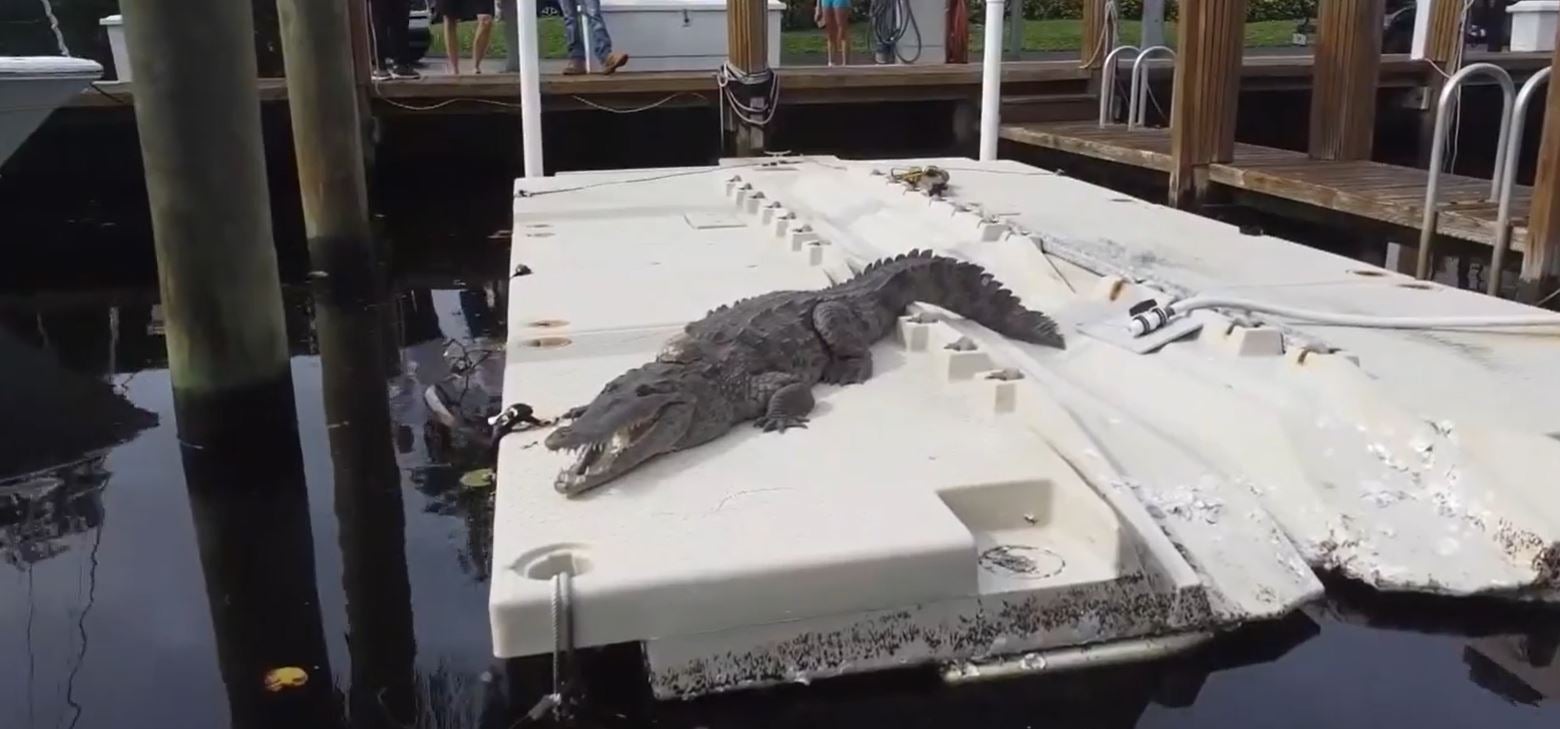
[754,415,808,433]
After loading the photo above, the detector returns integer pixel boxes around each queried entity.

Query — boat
[0,56,103,171]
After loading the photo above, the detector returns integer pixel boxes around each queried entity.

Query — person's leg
[386,0,418,76]
[473,13,495,73]
[823,0,836,65]
[559,1,586,74]
[368,0,391,75]
[831,7,850,66]
[444,14,462,74]
[580,0,627,73]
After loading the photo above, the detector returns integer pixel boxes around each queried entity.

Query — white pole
[978,0,1005,161]
[1410,0,1432,59]
[518,0,545,177]
[1141,0,1165,48]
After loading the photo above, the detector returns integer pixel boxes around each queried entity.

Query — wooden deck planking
[1000,120,1532,252]
[68,50,1554,111]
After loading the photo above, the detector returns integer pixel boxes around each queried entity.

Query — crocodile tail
[875,249,1065,349]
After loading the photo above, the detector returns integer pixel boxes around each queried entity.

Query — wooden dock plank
[69,51,1554,111]
[1001,119,1532,251]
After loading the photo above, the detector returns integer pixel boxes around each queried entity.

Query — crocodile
[544,249,1065,495]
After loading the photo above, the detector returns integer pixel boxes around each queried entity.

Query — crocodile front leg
[751,372,813,432]
[813,300,875,385]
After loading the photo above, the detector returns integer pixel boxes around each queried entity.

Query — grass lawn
[429,18,1302,59]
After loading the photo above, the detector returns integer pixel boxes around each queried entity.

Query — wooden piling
[276,0,376,278]
[182,430,339,729]
[117,0,296,447]
[321,295,418,728]
[1080,0,1111,70]
[726,0,770,156]
[1309,0,1385,161]
[1415,0,1465,165]
[1168,0,1248,209]
[1516,29,1560,305]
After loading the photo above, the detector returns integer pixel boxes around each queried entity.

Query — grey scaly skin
[544,249,1065,496]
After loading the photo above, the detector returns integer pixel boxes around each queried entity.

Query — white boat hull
[0,56,103,171]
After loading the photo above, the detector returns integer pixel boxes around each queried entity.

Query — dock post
[321,291,419,727]
[1080,0,1110,97]
[1141,0,1167,48]
[275,0,377,270]
[117,0,297,448]
[1080,0,1111,71]
[726,0,771,156]
[978,0,1006,160]
[181,422,340,729]
[1309,0,1384,161]
[347,0,379,171]
[117,2,336,724]
[501,0,522,73]
[1516,32,1560,304]
[518,0,546,176]
[1167,0,1248,209]
[1413,0,1466,166]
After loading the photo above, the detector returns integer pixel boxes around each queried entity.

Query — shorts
[433,0,494,21]
[819,0,850,8]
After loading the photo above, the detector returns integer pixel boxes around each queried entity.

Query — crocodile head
[544,362,706,496]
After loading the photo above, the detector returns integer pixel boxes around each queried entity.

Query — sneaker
[562,59,586,75]
[390,63,421,80]
[371,67,393,82]
[601,52,628,75]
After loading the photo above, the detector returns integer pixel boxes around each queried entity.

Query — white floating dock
[492,156,1560,698]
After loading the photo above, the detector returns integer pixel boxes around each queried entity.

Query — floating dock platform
[491,155,1560,699]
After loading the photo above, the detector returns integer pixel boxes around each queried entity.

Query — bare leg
[472,14,494,73]
[817,3,834,66]
[444,16,461,75]
[831,8,850,66]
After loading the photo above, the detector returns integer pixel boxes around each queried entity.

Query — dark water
[3,179,1560,729]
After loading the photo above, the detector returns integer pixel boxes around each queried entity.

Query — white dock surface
[492,156,1560,697]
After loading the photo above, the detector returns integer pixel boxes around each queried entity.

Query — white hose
[1167,295,1560,330]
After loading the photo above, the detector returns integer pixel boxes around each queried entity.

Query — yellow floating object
[263,666,309,692]
[460,468,496,490]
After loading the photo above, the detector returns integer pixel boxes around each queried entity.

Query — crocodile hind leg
[812,301,875,385]
[752,372,814,432]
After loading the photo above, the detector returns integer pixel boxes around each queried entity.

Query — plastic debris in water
[263,667,309,693]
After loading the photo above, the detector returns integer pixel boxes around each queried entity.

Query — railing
[1416,62,1516,280]
[1489,66,1551,296]
[1098,45,1141,127]
[1127,45,1175,130]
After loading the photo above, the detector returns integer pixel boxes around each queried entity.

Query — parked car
[1381,0,1497,54]
[409,0,432,61]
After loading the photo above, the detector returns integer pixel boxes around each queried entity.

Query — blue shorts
[820,0,849,9]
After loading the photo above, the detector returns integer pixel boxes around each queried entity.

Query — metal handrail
[1489,66,1551,296]
[1128,45,1175,129]
[1099,45,1141,127]
[1416,62,1517,280]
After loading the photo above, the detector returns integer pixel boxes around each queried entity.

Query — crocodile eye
[636,384,656,397]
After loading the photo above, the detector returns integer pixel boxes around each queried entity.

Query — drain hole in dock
[1349,269,1386,277]
[1397,282,1435,290]
[527,319,569,329]
[523,336,573,348]
[521,545,594,580]
[978,545,1065,580]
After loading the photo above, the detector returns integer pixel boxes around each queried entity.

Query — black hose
[869,0,923,64]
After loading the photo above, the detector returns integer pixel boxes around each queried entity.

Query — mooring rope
[37,0,70,56]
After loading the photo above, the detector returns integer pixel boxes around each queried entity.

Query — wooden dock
[68,51,1552,114]
[1001,121,1532,253]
